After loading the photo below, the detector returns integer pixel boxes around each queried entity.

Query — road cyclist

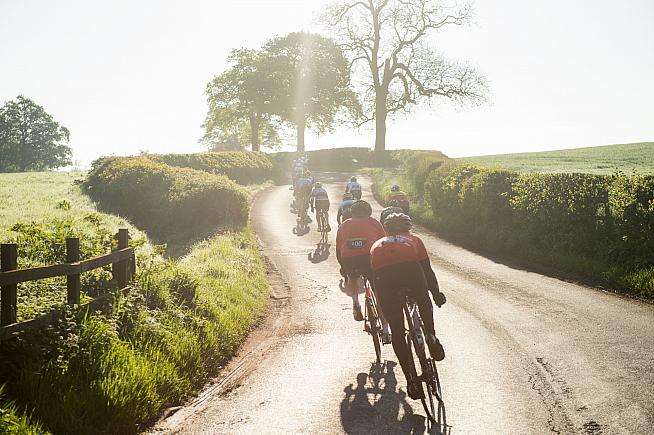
[293,172,313,225]
[335,200,391,344]
[337,192,356,225]
[310,181,331,233]
[369,212,446,401]
[388,184,410,213]
[345,176,363,200]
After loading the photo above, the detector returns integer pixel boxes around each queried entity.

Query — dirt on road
[149,174,654,434]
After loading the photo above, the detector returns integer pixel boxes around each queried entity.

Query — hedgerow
[83,157,249,240]
[147,151,273,185]
[374,157,654,298]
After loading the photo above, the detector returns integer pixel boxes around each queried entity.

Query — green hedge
[421,163,654,297]
[146,151,273,185]
[83,157,248,240]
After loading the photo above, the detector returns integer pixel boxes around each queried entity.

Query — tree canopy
[202,48,280,152]
[322,0,488,153]
[263,32,360,152]
[0,96,72,172]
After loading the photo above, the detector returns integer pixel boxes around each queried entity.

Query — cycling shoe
[426,333,445,361]
[353,305,363,321]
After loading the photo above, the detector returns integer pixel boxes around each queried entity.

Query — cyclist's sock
[382,321,390,334]
[351,294,360,306]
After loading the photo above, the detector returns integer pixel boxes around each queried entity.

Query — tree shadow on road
[340,361,441,434]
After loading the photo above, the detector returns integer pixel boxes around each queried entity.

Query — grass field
[0,172,142,242]
[0,171,270,434]
[460,142,654,174]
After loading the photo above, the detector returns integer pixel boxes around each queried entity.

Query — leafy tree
[322,0,488,154]
[263,32,360,152]
[202,48,280,152]
[0,96,72,172]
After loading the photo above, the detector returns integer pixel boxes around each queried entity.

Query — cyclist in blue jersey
[310,182,331,232]
[346,176,362,200]
[337,192,356,225]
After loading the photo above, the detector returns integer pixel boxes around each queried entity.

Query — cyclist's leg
[405,265,435,336]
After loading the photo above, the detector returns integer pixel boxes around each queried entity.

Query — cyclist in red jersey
[370,212,446,400]
[335,201,386,325]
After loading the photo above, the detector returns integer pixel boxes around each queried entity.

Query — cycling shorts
[341,254,372,280]
[372,261,429,306]
[314,201,330,211]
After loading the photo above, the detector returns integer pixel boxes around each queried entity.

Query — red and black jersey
[336,217,385,259]
[370,232,428,271]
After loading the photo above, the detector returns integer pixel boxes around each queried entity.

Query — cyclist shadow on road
[308,240,330,263]
[340,361,441,434]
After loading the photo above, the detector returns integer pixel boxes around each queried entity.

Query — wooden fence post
[1,244,18,326]
[113,229,130,288]
[66,237,81,306]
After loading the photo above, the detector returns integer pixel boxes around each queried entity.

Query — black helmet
[315,182,322,188]
[383,213,412,233]
[391,184,400,192]
[343,192,353,200]
[389,199,400,207]
[351,200,372,218]
[350,176,357,182]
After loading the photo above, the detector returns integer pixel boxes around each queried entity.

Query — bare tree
[322,0,488,153]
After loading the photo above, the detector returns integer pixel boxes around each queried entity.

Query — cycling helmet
[350,200,372,218]
[315,182,322,188]
[343,192,353,200]
[304,170,311,176]
[380,206,404,225]
[389,199,400,207]
[350,176,357,182]
[383,212,412,233]
[391,184,400,192]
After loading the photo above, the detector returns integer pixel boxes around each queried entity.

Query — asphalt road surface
[152,173,654,434]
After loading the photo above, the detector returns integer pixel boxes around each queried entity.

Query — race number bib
[348,238,368,250]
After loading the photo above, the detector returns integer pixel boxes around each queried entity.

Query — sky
[1,0,653,165]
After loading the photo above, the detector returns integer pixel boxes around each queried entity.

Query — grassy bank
[0,171,270,434]
[460,142,654,174]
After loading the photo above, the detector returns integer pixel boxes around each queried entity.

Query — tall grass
[1,228,268,434]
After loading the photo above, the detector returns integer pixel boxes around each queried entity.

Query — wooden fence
[0,228,135,341]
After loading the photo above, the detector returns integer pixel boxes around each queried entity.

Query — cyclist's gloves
[432,291,446,308]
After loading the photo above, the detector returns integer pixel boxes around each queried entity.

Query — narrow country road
[152,174,654,434]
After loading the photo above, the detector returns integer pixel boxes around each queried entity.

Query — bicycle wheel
[366,298,382,363]
[404,304,441,427]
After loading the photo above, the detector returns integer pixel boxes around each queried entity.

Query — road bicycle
[316,207,329,243]
[404,296,447,431]
[363,278,384,364]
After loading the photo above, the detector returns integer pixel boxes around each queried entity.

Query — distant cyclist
[337,192,356,225]
[388,184,409,213]
[346,176,362,200]
[310,182,331,232]
[294,174,312,214]
[370,212,446,400]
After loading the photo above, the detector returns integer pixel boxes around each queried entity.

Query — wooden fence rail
[0,228,135,336]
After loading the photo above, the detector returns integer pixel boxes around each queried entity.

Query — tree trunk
[250,113,260,152]
[296,118,306,153]
[374,92,387,156]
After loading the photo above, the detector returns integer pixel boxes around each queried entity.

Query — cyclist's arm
[337,208,342,224]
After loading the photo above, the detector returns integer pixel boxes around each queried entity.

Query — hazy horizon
[2,0,653,165]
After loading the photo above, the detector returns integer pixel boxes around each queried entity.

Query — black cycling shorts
[351,190,362,200]
[314,200,330,211]
[372,261,429,309]
[342,254,372,280]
